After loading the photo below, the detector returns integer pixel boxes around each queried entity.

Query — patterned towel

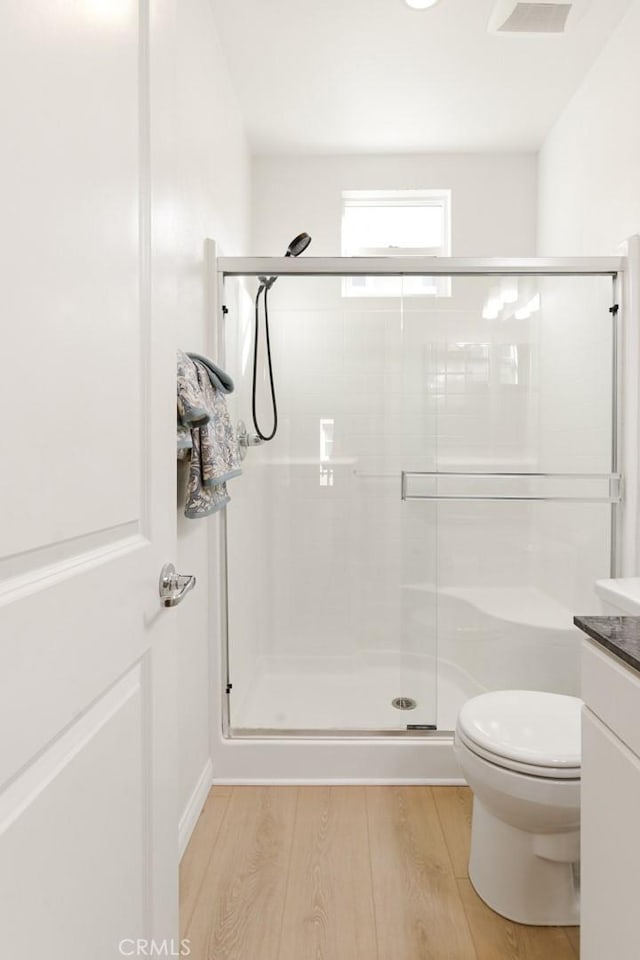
[176,349,241,518]
[187,352,235,395]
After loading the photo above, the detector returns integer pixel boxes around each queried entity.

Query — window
[341,189,451,298]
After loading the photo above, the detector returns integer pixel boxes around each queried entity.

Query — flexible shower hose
[252,283,278,441]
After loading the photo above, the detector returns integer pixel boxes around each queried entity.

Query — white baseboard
[179,758,213,859]
[211,735,462,782]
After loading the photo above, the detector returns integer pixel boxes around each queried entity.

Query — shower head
[259,232,312,291]
[285,232,312,258]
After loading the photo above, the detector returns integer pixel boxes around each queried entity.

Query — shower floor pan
[230,654,482,734]
[229,586,579,735]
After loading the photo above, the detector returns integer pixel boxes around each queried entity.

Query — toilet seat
[457,690,582,779]
[456,726,580,779]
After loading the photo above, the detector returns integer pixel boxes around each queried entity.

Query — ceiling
[209,0,632,155]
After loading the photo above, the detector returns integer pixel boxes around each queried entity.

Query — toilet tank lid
[457,690,582,769]
[595,578,640,615]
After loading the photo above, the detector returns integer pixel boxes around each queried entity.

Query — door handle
[159,563,197,608]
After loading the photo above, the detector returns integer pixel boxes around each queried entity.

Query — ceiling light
[405,0,442,9]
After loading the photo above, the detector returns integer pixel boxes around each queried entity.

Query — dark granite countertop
[574,616,640,674]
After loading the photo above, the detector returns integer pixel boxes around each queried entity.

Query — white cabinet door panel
[581,707,640,960]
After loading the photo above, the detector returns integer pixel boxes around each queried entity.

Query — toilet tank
[595,578,640,615]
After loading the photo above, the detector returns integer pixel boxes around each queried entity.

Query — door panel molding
[0,522,144,596]
[0,663,142,831]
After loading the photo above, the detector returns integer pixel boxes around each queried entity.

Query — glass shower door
[222,274,439,732]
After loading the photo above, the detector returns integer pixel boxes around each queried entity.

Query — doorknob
[159,563,197,608]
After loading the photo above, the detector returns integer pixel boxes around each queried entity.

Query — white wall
[538,0,640,257]
[253,153,537,257]
[175,0,250,828]
[536,0,640,605]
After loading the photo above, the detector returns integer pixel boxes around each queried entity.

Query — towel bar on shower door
[400,471,623,504]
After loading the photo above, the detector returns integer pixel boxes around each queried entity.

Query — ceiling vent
[488,0,589,36]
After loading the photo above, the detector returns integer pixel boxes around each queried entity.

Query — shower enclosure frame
[213,248,630,753]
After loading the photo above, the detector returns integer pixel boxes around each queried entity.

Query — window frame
[341,189,452,299]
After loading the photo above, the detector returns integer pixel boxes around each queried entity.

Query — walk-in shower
[214,250,625,770]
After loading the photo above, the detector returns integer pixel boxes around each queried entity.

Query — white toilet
[453,689,582,926]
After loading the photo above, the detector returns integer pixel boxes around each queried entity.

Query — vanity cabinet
[581,637,640,960]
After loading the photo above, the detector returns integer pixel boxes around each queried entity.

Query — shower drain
[391,697,417,711]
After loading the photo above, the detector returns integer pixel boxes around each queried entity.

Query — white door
[0,2,180,956]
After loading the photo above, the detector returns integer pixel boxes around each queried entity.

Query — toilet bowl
[453,689,581,926]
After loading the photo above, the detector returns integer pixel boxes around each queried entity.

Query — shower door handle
[159,563,197,608]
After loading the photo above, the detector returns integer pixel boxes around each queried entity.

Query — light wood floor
[181,786,579,960]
